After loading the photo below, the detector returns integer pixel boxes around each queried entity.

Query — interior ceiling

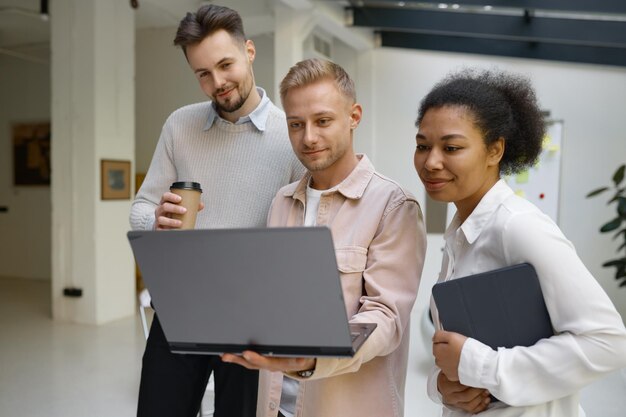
[0,0,272,54]
[346,0,626,67]
[3,0,625,68]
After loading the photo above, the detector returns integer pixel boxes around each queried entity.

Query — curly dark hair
[173,4,246,55]
[416,68,545,175]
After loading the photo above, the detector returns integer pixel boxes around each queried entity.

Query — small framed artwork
[101,159,131,200]
[13,122,51,186]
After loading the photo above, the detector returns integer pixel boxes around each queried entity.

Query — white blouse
[427,180,626,417]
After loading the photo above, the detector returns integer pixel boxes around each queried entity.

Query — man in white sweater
[130,5,303,417]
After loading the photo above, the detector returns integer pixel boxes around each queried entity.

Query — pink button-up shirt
[257,155,427,417]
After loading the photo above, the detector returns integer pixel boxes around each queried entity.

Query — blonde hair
[279,58,356,104]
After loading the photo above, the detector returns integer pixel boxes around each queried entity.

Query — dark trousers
[137,314,259,417]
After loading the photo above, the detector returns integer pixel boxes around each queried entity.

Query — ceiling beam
[350,0,626,15]
[379,31,626,67]
[349,7,626,48]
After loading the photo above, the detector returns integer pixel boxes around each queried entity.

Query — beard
[214,69,254,114]
[215,85,249,113]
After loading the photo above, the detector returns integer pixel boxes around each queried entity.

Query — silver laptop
[127,227,376,357]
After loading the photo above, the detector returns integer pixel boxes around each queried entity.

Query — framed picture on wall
[13,122,51,186]
[101,159,131,200]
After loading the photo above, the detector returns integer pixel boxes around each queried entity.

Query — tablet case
[432,263,554,350]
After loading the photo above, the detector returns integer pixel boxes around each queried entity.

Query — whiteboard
[503,120,563,224]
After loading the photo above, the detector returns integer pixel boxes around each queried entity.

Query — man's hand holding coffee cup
[154,192,203,230]
[154,182,204,230]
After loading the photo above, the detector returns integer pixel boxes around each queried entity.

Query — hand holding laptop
[221,351,316,376]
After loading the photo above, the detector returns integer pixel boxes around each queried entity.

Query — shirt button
[269,402,277,410]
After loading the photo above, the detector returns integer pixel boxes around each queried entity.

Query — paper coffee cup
[169,181,202,230]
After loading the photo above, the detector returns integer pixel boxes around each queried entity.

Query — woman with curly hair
[414,68,626,416]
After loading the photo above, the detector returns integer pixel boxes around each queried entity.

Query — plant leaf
[600,218,622,233]
[618,242,626,252]
[586,187,608,198]
[608,191,624,204]
[619,197,626,218]
[603,259,626,268]
[613,164,625,186]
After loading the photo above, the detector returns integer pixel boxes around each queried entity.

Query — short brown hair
[173,4,246,54]
[279,58,356,105]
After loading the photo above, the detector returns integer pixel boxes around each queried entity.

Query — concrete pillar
[273,2,308,102]
[50,0,135,324]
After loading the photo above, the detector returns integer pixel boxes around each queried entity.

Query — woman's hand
[438,371,491,413]
[432,330,467,381]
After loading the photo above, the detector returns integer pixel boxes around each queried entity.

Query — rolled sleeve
[458,337,497,389]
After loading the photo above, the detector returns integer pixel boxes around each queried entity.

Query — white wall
[135,27,205,173]
[368,47,626,319]
[0,55,51,280]
[250,34,275,104]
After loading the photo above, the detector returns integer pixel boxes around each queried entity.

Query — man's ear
[488,137,505,167]
[245,40,256,63]
[350,103,363,130]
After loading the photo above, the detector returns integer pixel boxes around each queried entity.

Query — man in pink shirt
[222,58,426,417]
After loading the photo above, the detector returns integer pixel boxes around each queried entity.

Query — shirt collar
[203,87,271,132]
[283,154,375,202]
[445,179,513,244]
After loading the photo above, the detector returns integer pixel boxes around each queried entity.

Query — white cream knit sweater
[130,100,304,230]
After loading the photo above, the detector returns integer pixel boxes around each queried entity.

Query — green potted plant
[586,164,626,287]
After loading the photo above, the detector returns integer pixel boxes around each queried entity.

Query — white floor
[1,276,624,417]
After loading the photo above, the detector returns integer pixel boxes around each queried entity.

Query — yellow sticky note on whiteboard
[515,189,526,198]
[542,135,552,148]
[516,170,529,184]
